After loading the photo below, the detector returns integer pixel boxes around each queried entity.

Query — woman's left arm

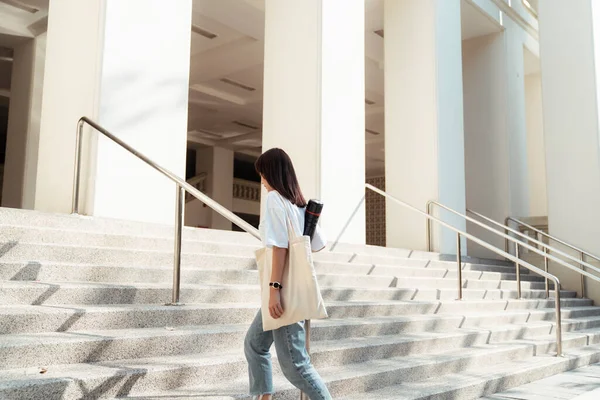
[269,246,287,319]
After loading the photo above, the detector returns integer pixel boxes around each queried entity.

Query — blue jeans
[244,310,332,399]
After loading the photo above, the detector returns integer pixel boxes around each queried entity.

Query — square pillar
[462,22,532,259]
[384,0,467,254]
[538,0,600,300]
[34,0,192,225]
[261,0,366,244]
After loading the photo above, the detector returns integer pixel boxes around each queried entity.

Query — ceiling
[187,0,505,175]
[0,0,520,176]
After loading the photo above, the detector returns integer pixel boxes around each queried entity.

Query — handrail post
[72,119,85,214]
[580,252,586,299]
[170,185,184,305]
[426,202,433,252]
[538,232,550,298]
[504,217,510,256]
[515,244,521,299]
[457,232,463,300]
[554,281,563,356]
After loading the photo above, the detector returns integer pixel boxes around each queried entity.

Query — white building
[0,1,599,298]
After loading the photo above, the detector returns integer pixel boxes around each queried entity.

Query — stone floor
[481,362,600,400]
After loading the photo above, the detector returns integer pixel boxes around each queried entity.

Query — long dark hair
[255,148,307,207]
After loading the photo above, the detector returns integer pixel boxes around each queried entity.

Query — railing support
[170,185,185,306]
[515,244,521,299]
[72,119,85,214]
[580,252,586,299]
[426,202,433,252]
[537,232,550,299]
[457,233,463,300]
[554,283,563,356]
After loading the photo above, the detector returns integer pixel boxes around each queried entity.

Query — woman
[244,148,332,400]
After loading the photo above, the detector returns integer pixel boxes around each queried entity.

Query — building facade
[0,1,598,273]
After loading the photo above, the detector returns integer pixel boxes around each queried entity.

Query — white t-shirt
[259,191,327,252]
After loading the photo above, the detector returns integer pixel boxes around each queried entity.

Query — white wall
[233,198,260,216]
[210,147,233,230]
[185,199,210,228]
[524,73,547,216]
[185,146,234,230]
[186,191,259,229]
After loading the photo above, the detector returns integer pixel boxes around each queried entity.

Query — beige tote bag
[255,197,328,331]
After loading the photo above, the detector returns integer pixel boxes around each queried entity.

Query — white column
[384,0,466,254]
[91,0,192,224]
[2,33,46,209]
[34,0,192,225]
[504,20,530,218]
[525,72,547,216]
[461,22,533,259]
[462,33,510,259]
[538,1,600,299]
[34,0,105,214]
[261,0,366,245]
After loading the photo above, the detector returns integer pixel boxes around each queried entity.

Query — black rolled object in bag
[303,199,324,240]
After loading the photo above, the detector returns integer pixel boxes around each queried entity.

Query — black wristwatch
[269,281,283,289]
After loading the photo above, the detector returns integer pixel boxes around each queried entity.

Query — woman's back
[259,191,326,252]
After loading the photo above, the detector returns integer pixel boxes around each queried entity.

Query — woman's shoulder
[265,190,287,209]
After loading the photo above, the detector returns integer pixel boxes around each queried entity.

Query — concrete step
[0,260,539,286]
[0,224,260,254]
[0,280,578,306]
[316,252,524,274]
[0,299,600,336]
[0,338,568,399]
[0,207,259,244]
[0,242,526,283]
[479,362,600,400]
[337,345,600,400]
[0,262,546,291]
[0,208,449,261]
[0,241,259,268]
[1,301,596,336]
[108,344,600,400]
[0,242,524,281]
[2,312,599,370]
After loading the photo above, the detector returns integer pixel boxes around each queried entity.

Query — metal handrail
[427,201,600,301]
[506,216,600,265]
[72,117,261,305]
[367,184,563,356]
[506,216,600,299]
[467,210,600,298]
[73,117,315,400]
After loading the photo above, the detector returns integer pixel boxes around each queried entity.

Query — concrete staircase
[1,207,600,399]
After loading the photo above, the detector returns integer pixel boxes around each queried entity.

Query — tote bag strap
[273,191,299,241]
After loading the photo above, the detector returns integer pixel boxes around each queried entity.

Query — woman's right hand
[269,288,284,319]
